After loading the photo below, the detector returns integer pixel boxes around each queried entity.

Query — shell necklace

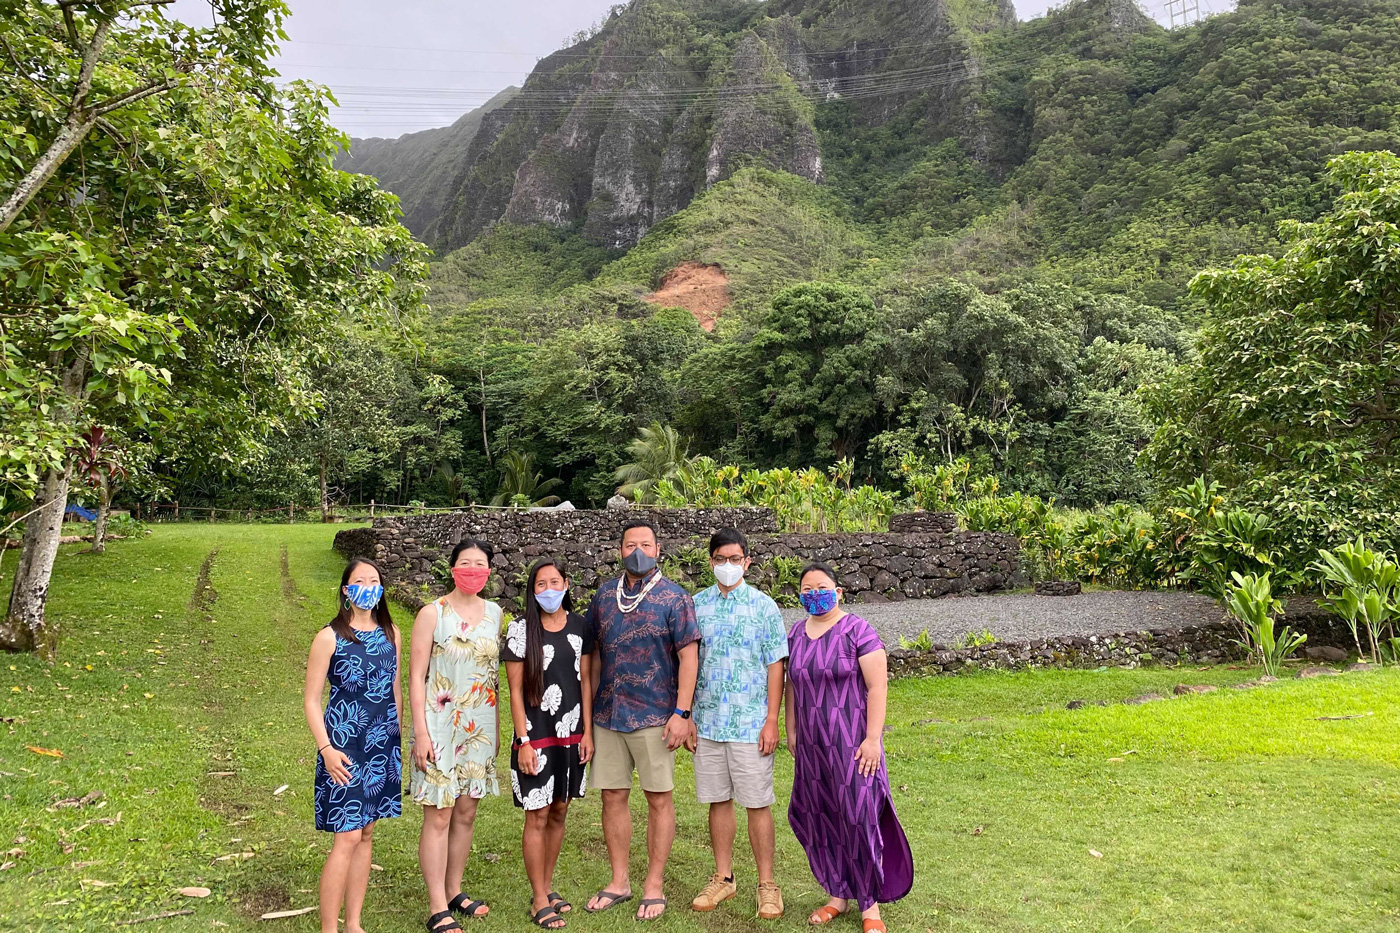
[616,571,663,614]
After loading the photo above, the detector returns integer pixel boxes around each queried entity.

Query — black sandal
[586,890,632,913]
[549,892,572,914]
[532,906,566,929]
[426,910,462,933]
[448,893,489,919]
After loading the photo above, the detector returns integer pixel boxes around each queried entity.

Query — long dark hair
[331,558,395,643]
[521,558,574,708]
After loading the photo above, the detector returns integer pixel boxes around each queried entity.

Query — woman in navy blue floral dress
[305,558,403,933]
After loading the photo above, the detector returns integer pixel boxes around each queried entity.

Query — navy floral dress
[314,625,403,833]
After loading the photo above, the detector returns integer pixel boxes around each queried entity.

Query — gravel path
[780,590,1226,647]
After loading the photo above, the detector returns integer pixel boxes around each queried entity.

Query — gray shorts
[693,737,776,809]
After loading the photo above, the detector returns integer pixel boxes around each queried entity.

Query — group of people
[304,518,913,933]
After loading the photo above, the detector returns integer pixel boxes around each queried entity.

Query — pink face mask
[452,566,491,594]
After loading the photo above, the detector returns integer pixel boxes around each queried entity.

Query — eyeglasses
[709,555,747,566]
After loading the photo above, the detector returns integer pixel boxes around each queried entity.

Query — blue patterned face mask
[535,588,567,613]
[799,588,839,617]
[345,584,383,611]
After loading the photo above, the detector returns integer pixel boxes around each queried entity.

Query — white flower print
[542,643,555,670]
[520,775,555,811]
[556,703,580,737]
[506,618,526,659]
[535,750,548,773]
[567,634,583,674]
[511,767,522,802]
[541,683,563,715]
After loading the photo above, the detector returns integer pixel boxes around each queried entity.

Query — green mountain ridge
[349,0,1400,314]
[339,85,519,242]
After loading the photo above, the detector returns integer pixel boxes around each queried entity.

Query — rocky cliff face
[353,0,1014,252]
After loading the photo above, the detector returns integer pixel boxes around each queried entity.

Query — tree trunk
[1,469,71,658]
[319,456,330,523]
[0,116,97,234]
[91,479,111,554]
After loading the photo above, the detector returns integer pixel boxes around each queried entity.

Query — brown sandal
[810,905,843,926]
[863,921,887,933]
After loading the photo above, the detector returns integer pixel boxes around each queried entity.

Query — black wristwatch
[673,707,691,720]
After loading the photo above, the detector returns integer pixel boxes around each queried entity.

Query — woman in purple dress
[785,563,913,933]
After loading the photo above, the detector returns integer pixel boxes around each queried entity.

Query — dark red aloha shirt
[586,571,701,733]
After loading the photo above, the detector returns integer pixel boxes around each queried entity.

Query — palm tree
[615,422,690,503]
[435,462,471,507]
[490,451,563,508]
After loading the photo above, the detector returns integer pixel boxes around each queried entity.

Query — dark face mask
[623,547,657,576]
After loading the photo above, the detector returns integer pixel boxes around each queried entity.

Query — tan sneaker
[757,881,784,920]
[691,873,737,912]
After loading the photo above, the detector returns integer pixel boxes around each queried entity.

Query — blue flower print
[328,800,364,832]
[364,666,395,703]
[326,700,369,746]
[314,624,402,834]
[374,795,402,821]
[362,754,389,797]
[362,628,394,656]
[363,720,391,751]
[333,655,366,691]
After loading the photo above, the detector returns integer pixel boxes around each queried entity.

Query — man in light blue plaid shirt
[686,528,787,920]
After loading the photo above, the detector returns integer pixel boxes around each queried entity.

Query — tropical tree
[1143,151,1400,557]
[751,282,884,464]
[490,451,562,508]
[0,1,428,656]
[614,422,689,503]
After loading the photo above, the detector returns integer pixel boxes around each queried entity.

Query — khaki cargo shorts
[590,725,676,793]
[693,737,776,809]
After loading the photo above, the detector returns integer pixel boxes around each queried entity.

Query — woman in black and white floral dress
[503,558,594,928]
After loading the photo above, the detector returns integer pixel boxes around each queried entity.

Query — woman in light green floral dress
[409,538,501,933]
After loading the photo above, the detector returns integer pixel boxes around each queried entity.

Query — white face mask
[713,562,745,588]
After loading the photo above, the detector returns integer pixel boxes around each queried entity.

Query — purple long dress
[787,613,913,911]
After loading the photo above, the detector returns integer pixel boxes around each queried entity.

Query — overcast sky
[168,1,1224,139]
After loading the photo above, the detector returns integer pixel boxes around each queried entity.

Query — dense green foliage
[0,0,425,650]
[1144,150,1400,558]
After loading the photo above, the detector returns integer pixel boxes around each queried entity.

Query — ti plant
[1224,572,1306,677]
[1312,538,1400,665]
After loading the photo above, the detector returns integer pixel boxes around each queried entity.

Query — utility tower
[1163,0,1201,28]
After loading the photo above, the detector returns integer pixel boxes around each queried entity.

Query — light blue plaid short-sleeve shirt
[693,581,789,744]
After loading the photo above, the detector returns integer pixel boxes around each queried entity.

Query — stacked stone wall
[333,508,1017,610]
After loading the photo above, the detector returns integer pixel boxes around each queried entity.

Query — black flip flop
[531,906,566,929]
[636,898,667,921]
[448,893,489,919]
[426,910,462,933]
[586,890,633,913]
[549,892,573,913]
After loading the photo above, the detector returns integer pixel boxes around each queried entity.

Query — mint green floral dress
[410,596,501,807]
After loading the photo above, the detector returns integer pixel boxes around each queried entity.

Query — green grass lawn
[2,524,1399,932]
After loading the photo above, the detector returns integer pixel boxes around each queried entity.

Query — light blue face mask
[535,588,567,613]
[345,583,383,611]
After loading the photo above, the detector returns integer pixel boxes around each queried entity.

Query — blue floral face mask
[345,583,383,611]
[799,588,839,616]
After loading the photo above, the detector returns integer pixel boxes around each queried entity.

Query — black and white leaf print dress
[501,611,593,810]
